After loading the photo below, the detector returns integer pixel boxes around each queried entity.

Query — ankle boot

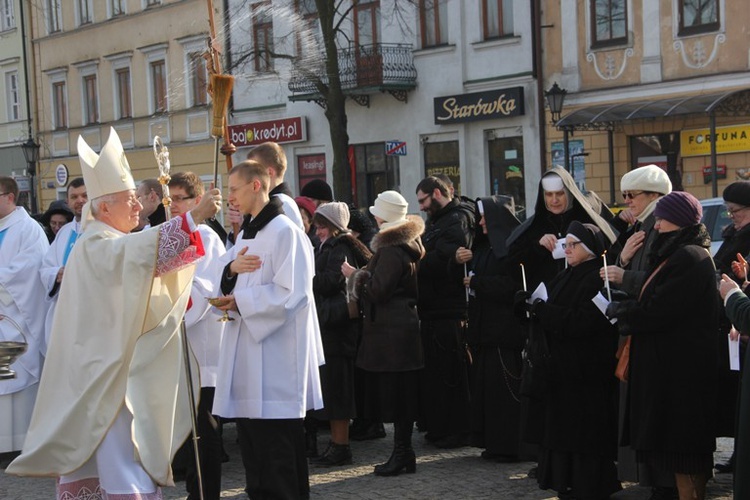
[310,442,353,467]
[373,421,416,476]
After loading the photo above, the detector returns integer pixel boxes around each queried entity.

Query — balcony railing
[289,43,417,102]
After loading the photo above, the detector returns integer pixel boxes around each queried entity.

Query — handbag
[615,258,668,382]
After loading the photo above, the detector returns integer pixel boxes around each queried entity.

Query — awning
[555,88,750,130]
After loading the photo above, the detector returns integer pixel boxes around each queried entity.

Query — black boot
[310,442,353,467]
[374,421,416,476]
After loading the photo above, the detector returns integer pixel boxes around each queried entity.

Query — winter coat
[714,222,750,282]
[532,258,619,457]
[352,217,426,372]
[615,213,659,297]
[612,224,719,455]
[314,234,371,357]
[418,197,475,319]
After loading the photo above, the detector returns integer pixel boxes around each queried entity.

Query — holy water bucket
[0,314,28,380]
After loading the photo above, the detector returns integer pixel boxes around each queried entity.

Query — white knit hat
[369,190,408,223]
[621,164,672,195]
[315,201,350,233]
[78,127,135,200]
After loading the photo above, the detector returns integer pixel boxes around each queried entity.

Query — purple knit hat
[654,191,703,228]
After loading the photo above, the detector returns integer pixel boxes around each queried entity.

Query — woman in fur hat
[308,202,372,467]
[342,190,425,476]
[520,221,621,500]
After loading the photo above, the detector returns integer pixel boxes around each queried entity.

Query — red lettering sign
[227,117,307,147]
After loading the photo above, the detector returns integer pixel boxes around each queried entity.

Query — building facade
[227,0,543,216]
[32,0,222,213]
[0,0,36,211]
[543,0,750,207]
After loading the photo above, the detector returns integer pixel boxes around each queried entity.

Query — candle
[464,263,469,302]
[520,263,527,292]
[602,251,612,302]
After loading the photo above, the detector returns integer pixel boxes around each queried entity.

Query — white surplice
[38,219,80,356]
[0,207,49,453]
[213,214,324,419]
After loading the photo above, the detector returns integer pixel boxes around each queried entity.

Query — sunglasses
[622,191,644,200]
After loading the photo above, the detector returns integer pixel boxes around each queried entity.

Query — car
[700,197,731,256]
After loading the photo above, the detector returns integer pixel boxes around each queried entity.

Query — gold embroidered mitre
[78,127,135,200]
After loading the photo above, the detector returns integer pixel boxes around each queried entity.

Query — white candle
[521,263,527,292]
[603,251,612,302]
[464,263,469,302]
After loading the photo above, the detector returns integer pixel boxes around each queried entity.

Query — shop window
[354,142,399,208]
[424,141,461,194]
[678,0,719,36]
[483,0,513,40]
[488,136,526,219]
[590,0,627,48]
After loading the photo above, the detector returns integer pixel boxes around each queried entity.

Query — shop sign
[681,124,750,157]
[228,117,306,147]
[434,87,524,125]
[385,140,407,156]
[14,175,30,191]
[702,164,727,184]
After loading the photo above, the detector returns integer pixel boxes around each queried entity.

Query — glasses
[417,193,432,205]
[727,206,750,217]
[171,195,195,202]
[562,241,582,250]
[622,191,645,200]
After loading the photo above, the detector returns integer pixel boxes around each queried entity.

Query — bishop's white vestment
[0,207,49,453]
[7,215,203,486]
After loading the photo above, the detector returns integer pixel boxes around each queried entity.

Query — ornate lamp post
[21,137,40,214]
[545,82,571,172]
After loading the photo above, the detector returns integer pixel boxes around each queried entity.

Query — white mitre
[78,127,135,228]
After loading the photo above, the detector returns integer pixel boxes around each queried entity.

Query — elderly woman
[599,164,676,496]
[342,190,425,476]
[454,196,524,462]
[608,192,718,500]
[520,221,620,500]
[308,202,371,467]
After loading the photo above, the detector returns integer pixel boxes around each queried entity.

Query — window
[0,0,14,31]
[78,0,92,25]
[188,52,208,106]
[83,74,98,124]
[5,71,19,121]
[110,0,125,17]
[53,81,67,129]
[488,136,526,218]
[145,0,162,7]
[678,0,719,35]
[354,0,380,47]
[150,60,167,113]
[420,0,447,47]
[354,142,399,208]
[295,0,321,57]
[116,67,131,119]
[483,0,514,40]
[252,2,274,72]
[591,0,627,47]
[47,0,61,33]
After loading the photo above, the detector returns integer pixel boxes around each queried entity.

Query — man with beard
[415,176,474,448]
[39,177,87,356]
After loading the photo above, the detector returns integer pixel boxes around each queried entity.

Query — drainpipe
[531,0,546,172]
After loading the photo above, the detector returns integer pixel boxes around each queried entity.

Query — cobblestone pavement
[1,425,734,499]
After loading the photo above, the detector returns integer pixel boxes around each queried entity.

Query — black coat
[614,225,719,455]
[353,217,426,372]
[714,223,750,281]
[418,197,474,318]
[314,234,371,357]
[533,258,619,457]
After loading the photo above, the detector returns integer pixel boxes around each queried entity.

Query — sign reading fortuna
[434,87,524,125]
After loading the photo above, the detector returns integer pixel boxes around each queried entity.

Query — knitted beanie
[369,190,408,223]
[723,181,750,207]
[300,179,333,202]
[654,191,703,228]
[294,196,316,218]
[315,201,350,233]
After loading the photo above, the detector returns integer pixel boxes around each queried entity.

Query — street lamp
[21,137,40,213]
[544,82,567,124]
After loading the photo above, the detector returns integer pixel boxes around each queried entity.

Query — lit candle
[521,263,527,292]
[602,251,612,302]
